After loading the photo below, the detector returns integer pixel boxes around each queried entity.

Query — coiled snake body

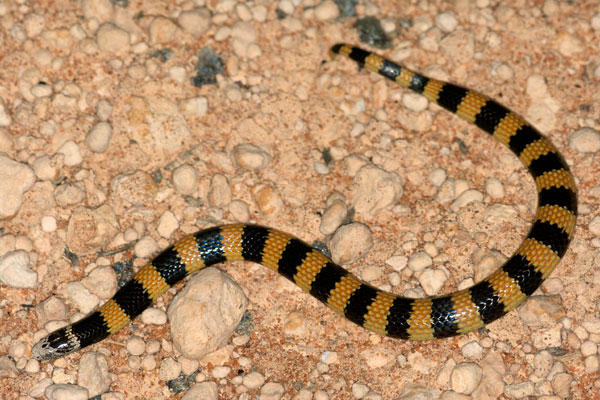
[32,44,577,361]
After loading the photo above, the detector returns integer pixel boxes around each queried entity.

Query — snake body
[32,44,577,361]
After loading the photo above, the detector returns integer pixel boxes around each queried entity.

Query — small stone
[0,154,36,218]
[182,382,218,400]
[211,365,231,379]
[96,23,130,53]
[485,178,504,199]
[0,250,37,289]
[66,282,99,314]
[450,189,483,211]
[168,268,248,359]
[252,184,283,215]
[461,341,483,359]
[45,384,89,400]
[149,16,179,44]
[589,216,600,235]
[57,140,83,166]
[232,143,271,171]
[158,357,181,381]
[408,251,432,272]
[353,164,403,216]
[320,199,348,235]
[429,168,447,186]
[178,8,211,37]
[157,210,179,238]
[141,307,168,325]
[172,164,199,195]
[504,382,535,398]
[314,0,340,20]
[243,371,265,389]
[126,336,146,356]
[283,311,307,336]
[260,382,285,399]
[569,127,600,153]
[435,12,458,32]
[179,97,208,116]
[77,352,110,397]
[134,236,158,258]
[450,363,482,395]
[86,122,112,153]
[329,223,373,265]
[417,268,447,295]
[208,174,232,208]
[0,98,11,127]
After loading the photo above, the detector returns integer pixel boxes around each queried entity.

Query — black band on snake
[32,44,577,361]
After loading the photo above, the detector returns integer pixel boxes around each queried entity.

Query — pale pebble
[314,0,339,20]
[0,250,37,288]
[158,357,181,381]
[172,164,199,195]
[243,371,265,389]
[57,140,83,166]
[178,8,211,37]
[179,97,208,116]
[157,210,179,238]
[86,122,112,153]
[450,363,482,395]
[96,23,130,53]
[45,384,89,400]
[134,236,158,258]
[330,223,373,265]
[569,127,600,153]
[141,307,167,325]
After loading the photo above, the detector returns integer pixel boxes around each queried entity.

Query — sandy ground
[1,0,600,399]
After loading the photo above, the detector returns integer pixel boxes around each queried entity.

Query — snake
[32,44,577,361]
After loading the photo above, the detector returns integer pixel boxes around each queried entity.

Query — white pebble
[0,250,37,289]
[126,336,146,356]
[569,127,600,153]
[461,341,483,359]
[158,357,181,381]
[57,140,83,166]
[329,223,373,265]
[0,98,11,126]
[450,189,483,211]
[408,251,432,272]
[157,210,179,238]
[86,122,112,153]
[211,365,231,379]
[134,236,158,258]
[41,215,57,232]
[588,216,600,236]
[96,23,130,53]
[96,99,112,121]
[429,168,447,186]
[386,255,408,271]
[450,363,482,395]
[178,8,211,37]
[435,12,458,32]
[168,66,186,83]
[179,97,208,116]
[417,267,447,295]
[243,371,265,389]
[45,384,89,400]
[402,93,428,112]
[232,143,271,171]
[260,382,285,399]
[485,177,504,199]
[314,0,339,20]
[141,307,167,325]
[172,164,199,195]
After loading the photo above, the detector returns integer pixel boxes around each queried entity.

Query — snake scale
[32,44,577,361]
